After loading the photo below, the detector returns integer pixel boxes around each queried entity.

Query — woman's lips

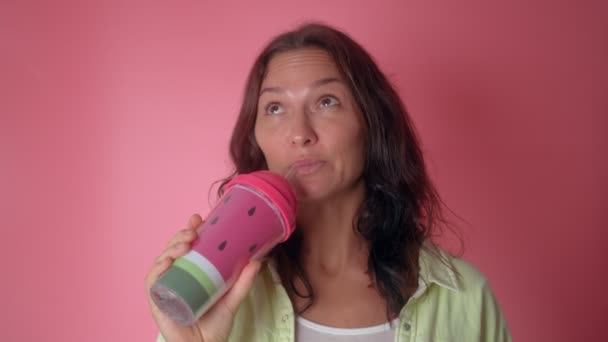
[289,159,325,175]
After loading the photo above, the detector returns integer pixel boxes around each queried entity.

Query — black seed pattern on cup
[218,240,227,251]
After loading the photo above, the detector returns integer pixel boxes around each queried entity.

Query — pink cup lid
[225,171,297,242]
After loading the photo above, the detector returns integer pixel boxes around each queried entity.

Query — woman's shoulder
[415,243,511,341]
[418,243,491,295]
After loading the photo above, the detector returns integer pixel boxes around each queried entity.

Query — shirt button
[281,314,289,322]
[403,322,411,331]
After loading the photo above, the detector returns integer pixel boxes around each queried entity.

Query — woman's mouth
[289,159,325,176]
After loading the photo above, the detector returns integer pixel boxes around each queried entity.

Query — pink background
[1,1,607,341]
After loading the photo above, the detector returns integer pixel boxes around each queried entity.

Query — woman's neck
[296,181,369,276]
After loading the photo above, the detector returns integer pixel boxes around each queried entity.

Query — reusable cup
[150,171,297,325]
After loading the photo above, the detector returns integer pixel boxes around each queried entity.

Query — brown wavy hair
[217,22,458,320]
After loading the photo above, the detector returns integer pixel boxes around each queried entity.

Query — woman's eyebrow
[260,77,344,95]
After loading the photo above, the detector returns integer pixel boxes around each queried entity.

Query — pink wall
[2,1,606,340]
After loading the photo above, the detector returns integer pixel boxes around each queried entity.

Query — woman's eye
[319,96,339,108]
[265,103,285,115]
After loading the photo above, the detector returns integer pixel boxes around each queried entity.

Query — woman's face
[254,48,366,202]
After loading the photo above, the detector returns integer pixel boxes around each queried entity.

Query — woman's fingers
[160,213,204,252]
[152,214,204,266]
[145,214,210,342]
[145,257,172,293]
[164,228,197,250]
[154,241,191,264]
[187,213,203,231]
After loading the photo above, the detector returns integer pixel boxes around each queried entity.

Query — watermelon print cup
[150,171,297,325]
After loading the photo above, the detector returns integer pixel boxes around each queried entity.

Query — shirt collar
[416,243,461,293]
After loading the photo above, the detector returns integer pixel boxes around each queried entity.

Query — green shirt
[158,246,511,341]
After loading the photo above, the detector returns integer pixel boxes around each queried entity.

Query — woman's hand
[145,214,262,342]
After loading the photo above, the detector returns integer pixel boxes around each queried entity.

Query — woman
[146,23,511,341]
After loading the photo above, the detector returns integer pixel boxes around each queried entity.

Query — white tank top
[295,316,399,341]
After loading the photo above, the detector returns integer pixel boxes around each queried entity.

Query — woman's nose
[289,112,318,147]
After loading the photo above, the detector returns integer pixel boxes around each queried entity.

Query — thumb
[220,260,262,315]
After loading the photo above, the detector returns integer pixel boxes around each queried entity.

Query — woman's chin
[293,176,365,206]
[293,183,331,203]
